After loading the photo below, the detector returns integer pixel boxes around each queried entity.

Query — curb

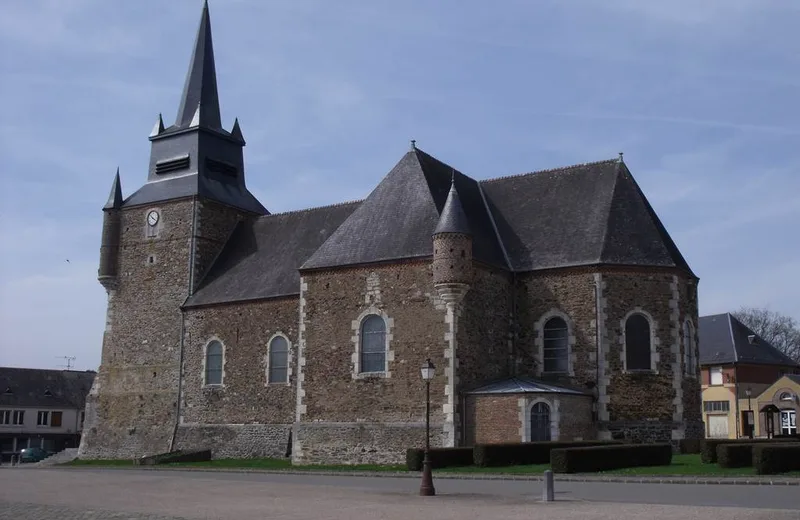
[47,465,800,486]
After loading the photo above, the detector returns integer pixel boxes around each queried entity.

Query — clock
[147,210,160,227]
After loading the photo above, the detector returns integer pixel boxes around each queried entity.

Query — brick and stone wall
[80,199,195,459]
[294,261,450,465]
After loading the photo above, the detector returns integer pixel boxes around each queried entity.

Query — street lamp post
[420,358,436,496]
[745,387,753,438]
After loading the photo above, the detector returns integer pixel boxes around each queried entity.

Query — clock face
[147,210,160,227]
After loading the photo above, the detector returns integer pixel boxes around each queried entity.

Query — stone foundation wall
[603,420,679,445]
[293,422,446,465]
[173,424,292,459]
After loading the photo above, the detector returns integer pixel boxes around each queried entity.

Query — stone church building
[79,2,702,464]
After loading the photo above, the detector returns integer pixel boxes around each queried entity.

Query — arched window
[360,315,386,373]
[683,320,696,377]
[268,336,289,384]
[205,340,223,385]
[529,402,551,442]
[625,313,652,371]
[780,392,793,401]
[543,317,569,374]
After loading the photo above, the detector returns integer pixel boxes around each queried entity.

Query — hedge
[754,444,800,475]
[473,441,622,467]
[679,438,702,454]
[550,443,672,474]
[405,447,474,471]
[701,438,799,464]
[716,443,758,468]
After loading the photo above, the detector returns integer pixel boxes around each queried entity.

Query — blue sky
[1,0,798,371]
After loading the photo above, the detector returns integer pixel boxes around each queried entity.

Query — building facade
[698,313,800,439]
[78,3,703,464]
[0,367,95,462]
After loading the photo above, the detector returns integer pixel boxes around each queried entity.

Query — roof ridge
[481,158,619,184]
[257,199,363,219]
[597,160,624,262]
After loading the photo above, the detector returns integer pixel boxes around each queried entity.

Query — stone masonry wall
[80,199,194,459]
[181,298,297,430]
[294,261,449,464]
[174,424,292,459]
[432,234,473,285]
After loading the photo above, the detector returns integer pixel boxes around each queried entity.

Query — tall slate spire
[175,0,222,130]
[103,168,123,210]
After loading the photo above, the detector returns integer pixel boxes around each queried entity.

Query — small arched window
[780,392,793,401]
[625,313,652,371]
[269,336,289,384]
[360,315,386,373]
[543,317,569,374]
[529,402,552,442]
[683,320,696,376]
[205,340,223,385]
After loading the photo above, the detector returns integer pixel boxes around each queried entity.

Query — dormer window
[44,389,53,397]
[3,387,12,395]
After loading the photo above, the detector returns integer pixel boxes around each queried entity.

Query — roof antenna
[57,356,76,370]
[410,139,416,151]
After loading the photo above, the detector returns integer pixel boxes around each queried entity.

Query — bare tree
[733,307,800,364]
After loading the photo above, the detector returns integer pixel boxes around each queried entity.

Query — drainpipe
[594,276,602,431]
[733,364,740,439]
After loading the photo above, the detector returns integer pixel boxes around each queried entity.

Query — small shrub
[716,443,757,468]
[754,444,800,475]
[405,447,474,471]
[473,441,621,467]
[550,443,672,474]
[701,438,798,464]
[679,438,702,454]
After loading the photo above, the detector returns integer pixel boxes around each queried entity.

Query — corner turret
[432,174,472,302]
[98,168,123,289]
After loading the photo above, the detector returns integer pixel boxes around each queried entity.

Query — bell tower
[80,0,266,460]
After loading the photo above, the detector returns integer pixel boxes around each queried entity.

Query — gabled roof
[466,376,591,396]
[699,313,800,367]
[479,158,694,275]
[0,367,95,409]
[184,201,360,308]
[301,147,506,270]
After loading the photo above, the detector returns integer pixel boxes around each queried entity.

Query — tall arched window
[683,320,696,377]
[360,315,386,373]
[205,340,223,385]
[543,317,569,374]
[268,336,289,384]
[625,314,652,371]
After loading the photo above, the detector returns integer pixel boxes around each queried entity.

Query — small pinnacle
[618,152,624,162]
[451,168,456,184]
[410,139,416,151]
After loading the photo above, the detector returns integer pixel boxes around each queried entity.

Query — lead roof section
[301,148,507,270]
[184,201,361,308]
[0,367,96,409]
[698,313,800,367]
[466,376,591,395]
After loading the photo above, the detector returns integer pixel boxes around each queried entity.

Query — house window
[360,314,386,373]
[51,411,62,427]
[625,313,652,371]
[0,410,9,424]
[710,366,723,386]
[12,410,24,425]
[703,400,730,413]
[683,320,697,377]
[205,340,223,385]
[779,392,793,401]
[543,317,569,373]
[37,411,49,426]
[268,336,289,384]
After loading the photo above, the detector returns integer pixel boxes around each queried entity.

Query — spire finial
[451,168,456,185]
[175,0,222,129]
[104,168,123,210]
[410,139,416,151]
[618,152,624,163]
[149,113,165,138]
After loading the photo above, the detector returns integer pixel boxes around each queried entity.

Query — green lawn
[62,454,800,477]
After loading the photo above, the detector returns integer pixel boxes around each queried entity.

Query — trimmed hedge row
[551,443,672,474]
[473,441,622,467]
[716,443,757,468]
[754,444,800,475]
[406,447,473,471]
[701,438,799,464]
[679,438,702,454]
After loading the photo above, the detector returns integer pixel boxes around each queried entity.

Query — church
[78,2,703,464]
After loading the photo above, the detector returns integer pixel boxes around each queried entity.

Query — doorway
[530,402,551,442]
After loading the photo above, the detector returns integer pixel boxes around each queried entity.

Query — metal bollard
[543,470,554,502]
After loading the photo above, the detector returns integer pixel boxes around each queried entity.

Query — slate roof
[698,313,800,367]
[0,368,95,409]
[433,178,472,236]
[104,169,123,210]
[480,158,694,274]
[301,148,507,270]
[465,376,591,396]
[184,201,360,308]
[787,375,800,386]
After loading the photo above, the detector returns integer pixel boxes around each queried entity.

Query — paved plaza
[1,467,798,520]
